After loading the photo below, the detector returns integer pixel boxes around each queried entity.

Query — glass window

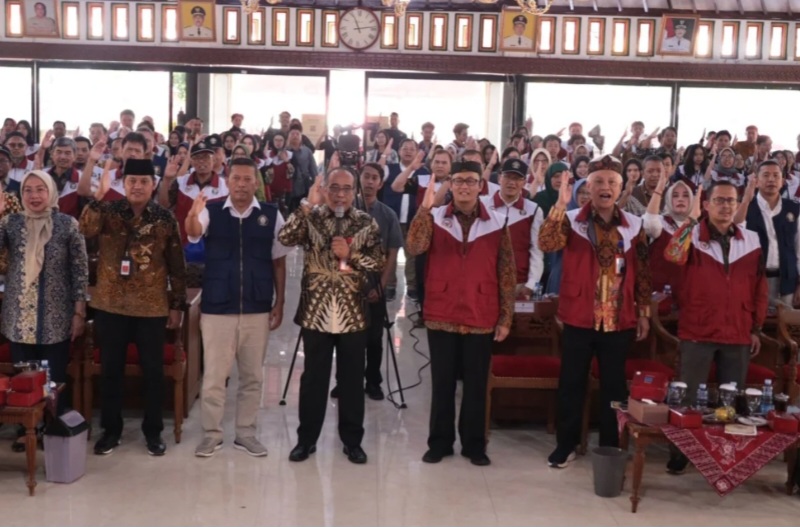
[745,23,761,59]
[678,87,800,151]
[525,82,672,148]
[39,68,170,136]
[695,22,713,58]
[479,15,496,51]
[0,66,32,124]
[539,18,553,52]
[769,24,786,59]
[721,22,738,58]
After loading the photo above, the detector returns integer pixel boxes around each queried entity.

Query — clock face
[338,8,380,51]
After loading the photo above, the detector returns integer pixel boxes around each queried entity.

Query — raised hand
[73,126,81,139]
[556,127,566,137]
[383,138,394,157]
[410,150,425,170]
[525,116,533,132]
[94,166,111,201]
[689,185,703,220]
[556,172,573,209]
[42,129,55,149]
[189,193,207,217]
[164,155,180,179]
[743,175,757,204]
[307,175,324,206]
[465,136,478,151]
[421,177,436,209]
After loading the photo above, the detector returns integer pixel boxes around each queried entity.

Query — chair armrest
[649,302,680,348]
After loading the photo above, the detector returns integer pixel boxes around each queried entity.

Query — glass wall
[0,65,33,129]
[208,73,327,138]
[677,86,800,150]
[367,77,506,147]
[525,82,672,150]
[39,67,170,136]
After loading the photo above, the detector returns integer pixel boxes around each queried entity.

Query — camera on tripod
[337,134,361,168]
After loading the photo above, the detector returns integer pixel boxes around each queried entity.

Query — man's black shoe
[146,436,167,456]
[94,434,121,455]
[406,288,418,301]
[343,445,368,464]
[385,287,397,301]
[467,453,491,466]
[330,386,339,398]
[666,453,689,475]
[422,448,454,463]
[365,383,385,401]
[289,444,316,462]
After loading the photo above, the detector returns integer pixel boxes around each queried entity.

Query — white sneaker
[195,437,223,457]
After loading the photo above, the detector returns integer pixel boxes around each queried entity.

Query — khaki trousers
[200,313,271,440]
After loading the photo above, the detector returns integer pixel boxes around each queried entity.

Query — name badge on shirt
[120,257,132,277]
[615,256,625,276]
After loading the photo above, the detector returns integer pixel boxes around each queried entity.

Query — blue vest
[745,197,799,295]
[201,201,278,315]
[380,164,428,223]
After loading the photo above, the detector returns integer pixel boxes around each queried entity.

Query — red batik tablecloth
[617,410,799,496]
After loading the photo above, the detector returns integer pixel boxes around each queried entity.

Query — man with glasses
[539,155,651,468]
[45,137,83,219]
[663,180,767,474]
[79,132,151,202]
[3,132,34,183]
[279,168,384,465]
[406,161,515,467]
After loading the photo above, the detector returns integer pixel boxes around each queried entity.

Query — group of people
[0,110,793,472]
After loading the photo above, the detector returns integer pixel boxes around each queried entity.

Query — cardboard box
[628,397,669,425]
[767,411,799,434]
[10,370,45,393]
[7,390,43,407]
[669,408,703,429]
[630,371,669,402]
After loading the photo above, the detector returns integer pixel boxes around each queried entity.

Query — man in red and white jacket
[539,155,652,468]
[407,161,516,467]
[662,179,767,474]
[481,158,543,297]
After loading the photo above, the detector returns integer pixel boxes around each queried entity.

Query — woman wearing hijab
[527,148,552,193]
[534,162,567,291]
[642,168,694,303]
[0,171,88,414]
[701,146,745,193]
[263,132,294,212]
[546,178,590,294]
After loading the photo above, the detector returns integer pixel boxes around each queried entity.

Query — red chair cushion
[707,362,777,384]
[492,355,561,379]
[92,344,178,365]
[590,358,674,380]
[0,342,10,362]
[783,364,800,382]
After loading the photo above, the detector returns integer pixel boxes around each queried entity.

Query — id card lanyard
[120,221,135,277]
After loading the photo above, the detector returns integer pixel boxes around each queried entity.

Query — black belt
[765,269,780,278]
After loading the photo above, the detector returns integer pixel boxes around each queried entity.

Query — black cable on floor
[385,309,430,409]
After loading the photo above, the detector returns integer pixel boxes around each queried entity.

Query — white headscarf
[663,180,694,223]
[20,170,59,288]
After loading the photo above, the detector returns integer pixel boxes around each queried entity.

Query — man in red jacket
[539,155,652,468]
[663,180,767,473]
[406,161,516,467]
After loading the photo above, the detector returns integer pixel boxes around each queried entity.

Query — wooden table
[0,385,63,496]
[620,420,798,513]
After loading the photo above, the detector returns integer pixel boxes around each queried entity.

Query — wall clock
[338,8,380,51]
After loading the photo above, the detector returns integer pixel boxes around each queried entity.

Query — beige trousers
[200,313,271,440]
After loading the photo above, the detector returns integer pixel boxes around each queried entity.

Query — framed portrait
[22,0,60,38]
[500,7,535,51]
[178,0,215,42]
[657,14,699,56]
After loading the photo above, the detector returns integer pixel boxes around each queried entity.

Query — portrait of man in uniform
[179,0,216,42]
[658,15,698,56]
[23,0,59,38]
[500,8,535,51]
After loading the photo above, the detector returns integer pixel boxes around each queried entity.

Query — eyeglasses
[711,197,738,206]
[451,178,480,187]
[327,185,354,195]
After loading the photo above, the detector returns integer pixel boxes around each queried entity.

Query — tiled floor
[1,249,798,525]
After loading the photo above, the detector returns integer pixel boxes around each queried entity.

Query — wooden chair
[82,320,186,443]
[775,305,800,401]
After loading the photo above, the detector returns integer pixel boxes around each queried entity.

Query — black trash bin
[591,446,627,498]
[43,410,89,483]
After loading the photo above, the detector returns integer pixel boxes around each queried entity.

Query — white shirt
[188,196,291,260]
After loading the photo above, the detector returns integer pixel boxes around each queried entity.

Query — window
[62,2,79,39]
[297,9,314,47]
[562,17,580,54]
[321,11,338,47]
[455,14,472,52]
[744,22,762,59]
[587,18,605,55]
[137,4,155,42]
[0,66,31,120]
[111,4,129,41]
[611,19,629,56]
[248,7,266,45]
[223,7,240,44]
[769,23,787,60]
[695,21,713,58]
[796,26,800,60]
[162,5,177,42]
[636,19,655,56]
[87,2,104,40]
[430,13,448,51]
[478,15,497,52]
[538,17,555,53]
[405,13,422,50]
[721,22,739,58]
[272,8,288,46]
[5,1,22,37]
[381,13,398,49]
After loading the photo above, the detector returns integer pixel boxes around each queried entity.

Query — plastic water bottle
[663,285,672,298]
[696,383,709,412]
[761,379,774,414]
[41,360,51,397]
[533,282,543,301]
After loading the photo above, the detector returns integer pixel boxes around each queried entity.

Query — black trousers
[414,252,427,309]
[11,340,71,414]
[298,328,367,448]
[365,300,386,387]
[95,310,167,438]
[426,329,493,456]
[557,324,634,449]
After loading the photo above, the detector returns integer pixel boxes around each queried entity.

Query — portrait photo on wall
[23,0,60,38]
[657,15,699,56]
[179,0,216,42]
[500,8,536,51]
